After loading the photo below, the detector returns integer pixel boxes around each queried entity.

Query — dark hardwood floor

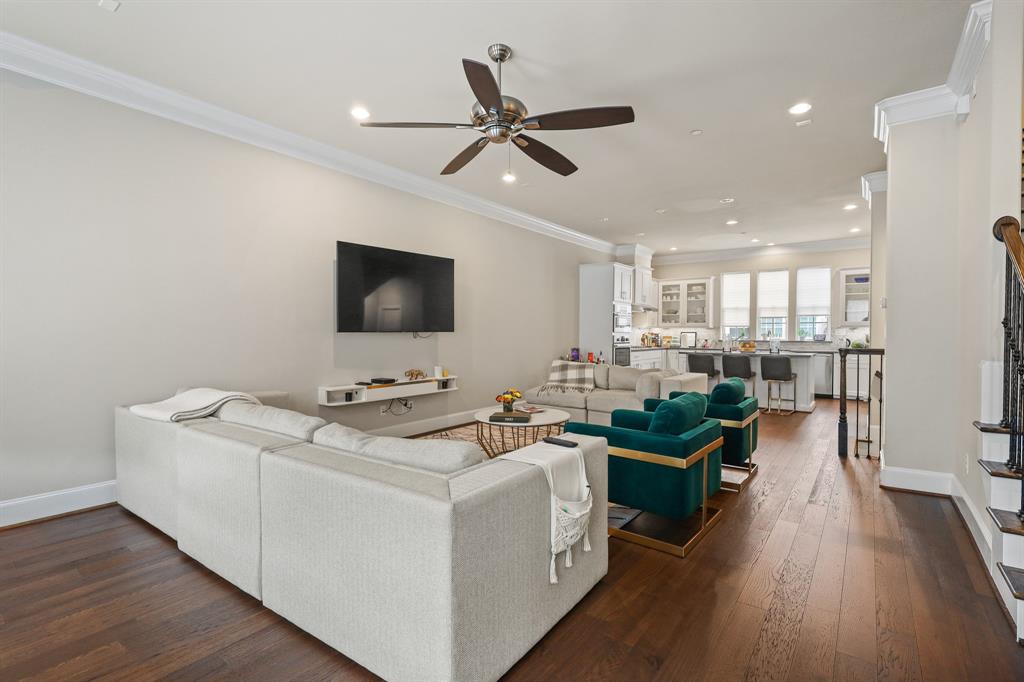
[2,400,1022,680]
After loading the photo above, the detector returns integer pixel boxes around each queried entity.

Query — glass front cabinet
[660,277,715,328]
[839,268,870,326]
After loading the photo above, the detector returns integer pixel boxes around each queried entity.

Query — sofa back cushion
[593,363,611,389]
[216,402,326,440]
[609,366,650,391]
[635,370,673,399]
[709,377,746,405]
[648,392,707,435]
[313,423,486,474]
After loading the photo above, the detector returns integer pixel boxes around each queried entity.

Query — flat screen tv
[336,241,454,333]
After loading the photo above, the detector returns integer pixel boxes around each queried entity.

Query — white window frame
[720,271,751,340]
[757,270,790,339]
[796,266,832,340]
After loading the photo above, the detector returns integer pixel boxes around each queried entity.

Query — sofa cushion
[216,402,325,440]
[188,421,304,450]
[312,423,486,474]
[523,386,588,409]
[636,370,673,399]
[586,389,642,414]
[649,393,707,435]
[609,366,653,391]
[594,363,610,389]
[709,377,746,405]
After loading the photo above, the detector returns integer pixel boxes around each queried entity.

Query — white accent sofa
[523,364,708,425]
[114,399,608,682]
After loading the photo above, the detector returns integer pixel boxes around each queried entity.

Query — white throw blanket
[502,441,592,584]
[129,388,260,422]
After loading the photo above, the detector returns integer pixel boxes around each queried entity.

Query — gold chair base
[608,505,723,558]
[721,461,759,492]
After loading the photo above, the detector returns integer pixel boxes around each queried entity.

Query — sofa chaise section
[259,433,608,682]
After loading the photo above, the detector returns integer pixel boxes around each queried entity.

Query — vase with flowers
[495,388,522,413]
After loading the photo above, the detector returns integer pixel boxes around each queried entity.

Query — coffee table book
[489,411,531,424]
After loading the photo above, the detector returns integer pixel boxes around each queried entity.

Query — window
[796,267,831,339]
[720,272,751,339]
[757,270,789,338]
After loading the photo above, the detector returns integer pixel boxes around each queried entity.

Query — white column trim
[947,0,994,97]
[0,31,615,255]
[860,170,888,208]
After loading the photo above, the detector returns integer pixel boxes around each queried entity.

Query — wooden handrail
[994,216,1024,287]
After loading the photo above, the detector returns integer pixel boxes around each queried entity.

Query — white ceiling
[0,0,970,254]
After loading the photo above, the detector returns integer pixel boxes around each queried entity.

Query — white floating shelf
[318,376,459,407]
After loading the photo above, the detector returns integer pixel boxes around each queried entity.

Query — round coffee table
[473,407,572,459]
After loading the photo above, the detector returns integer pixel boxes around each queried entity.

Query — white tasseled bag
[501,442,592,584]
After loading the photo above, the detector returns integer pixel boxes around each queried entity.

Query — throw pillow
[649,392,707,435]
[709,377,746,405]
[217,402,326,440]
[609,365,652,391]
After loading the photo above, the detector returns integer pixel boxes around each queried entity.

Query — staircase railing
[837,347,884,458]
[993,215,1024,520]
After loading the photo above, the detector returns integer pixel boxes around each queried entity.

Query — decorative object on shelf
[496,388,523,413]
[570,347,580,362]
[587,351,595,363]
[404,369,426,381]
[434,365,444,377]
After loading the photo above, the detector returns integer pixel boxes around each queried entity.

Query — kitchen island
[680,350,817,412]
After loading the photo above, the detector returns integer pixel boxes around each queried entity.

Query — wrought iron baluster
[1002,254,1012,428]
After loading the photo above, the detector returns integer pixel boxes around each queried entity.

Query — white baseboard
[0,479,117,528]
[879,463,953,495]
[951,474,993,560]
[368,406,489,438]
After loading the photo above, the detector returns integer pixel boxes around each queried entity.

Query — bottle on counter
[598,351,604,364]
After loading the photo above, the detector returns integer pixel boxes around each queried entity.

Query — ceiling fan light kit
[361,43,635,178]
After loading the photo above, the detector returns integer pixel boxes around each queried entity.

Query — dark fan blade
[522,106,635,130]
[462,59,503,112]
[441,138,489,175]
[514,134,578,176]
[361,122,477,129]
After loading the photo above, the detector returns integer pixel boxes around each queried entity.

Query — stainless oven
[613,345,631,367]
[613,303,632,333]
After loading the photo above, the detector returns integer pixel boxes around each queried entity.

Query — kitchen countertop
[685,349,818,357]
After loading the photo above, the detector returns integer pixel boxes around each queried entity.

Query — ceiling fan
[360,43,635,177]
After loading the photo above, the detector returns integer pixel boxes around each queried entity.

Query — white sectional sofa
[114,398,608,682]
[523,364,708,425]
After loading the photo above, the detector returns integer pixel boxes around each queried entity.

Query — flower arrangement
[495,388,522,412]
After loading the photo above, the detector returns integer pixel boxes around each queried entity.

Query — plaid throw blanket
[538,360,596,395]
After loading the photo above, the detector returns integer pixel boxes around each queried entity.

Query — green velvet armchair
[645,392,759,468]
[565,402,724,557]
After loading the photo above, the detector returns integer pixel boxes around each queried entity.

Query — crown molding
[0,31,615,255]
[860,170,888,208]
[947,0,993,97]
[651,237,870,266]
[873,1,991,151]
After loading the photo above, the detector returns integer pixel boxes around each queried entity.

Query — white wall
[652,247,872,342]
[0,72,609,501]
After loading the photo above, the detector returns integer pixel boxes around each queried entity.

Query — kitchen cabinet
[630,349,664,370]
[839,268,870,326]
[660,277,715,328]
[633,267,655,307]
[613,263,634,304]
[832,352,871,399]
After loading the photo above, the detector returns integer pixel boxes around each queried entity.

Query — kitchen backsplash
[633,325,872,349]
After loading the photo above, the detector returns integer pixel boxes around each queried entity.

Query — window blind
[721,272,750,327]
[757,270,789,318]
[796,267,831,316]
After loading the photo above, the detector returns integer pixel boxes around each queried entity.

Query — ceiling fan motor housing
[471,95,528,143]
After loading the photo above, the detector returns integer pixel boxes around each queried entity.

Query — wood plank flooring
[2,400,1022,680]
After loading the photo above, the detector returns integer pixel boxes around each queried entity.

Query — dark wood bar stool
[686,354,720,386]
[722,354,756,400]
[760,355,796,415]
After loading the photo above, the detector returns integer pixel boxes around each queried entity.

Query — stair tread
[998,563,1024,599]
[987,507,1024,535]
[979,459,1023,479]
[973,420,1010,435]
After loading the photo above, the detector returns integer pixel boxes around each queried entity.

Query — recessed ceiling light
[502,170,516,184]
[843,203,858,211]
[599,217,609,222]
[788,102,812,115]
[725,219,739,226]
[795,119,813,127]
[690,129,704,136]
[720,197,735,204]
[850,227,861,233]
[635,232,645,237]
[655,208,667,214]
[767,242,776,246]
[670,247,678,251]
[751,238,760,243]
[350,106,370,120]
[98,0,121,11]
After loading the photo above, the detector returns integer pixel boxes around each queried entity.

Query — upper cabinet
[660,277,715,327]
[839,268,870,326]
[613,263,634,304]
[633,267,655,307]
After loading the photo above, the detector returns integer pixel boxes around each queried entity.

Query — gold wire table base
[475,420,567,458]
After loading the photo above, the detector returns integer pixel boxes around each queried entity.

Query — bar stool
[722,354,756,400]
[687,354,720,386]
[760,355,797,415]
